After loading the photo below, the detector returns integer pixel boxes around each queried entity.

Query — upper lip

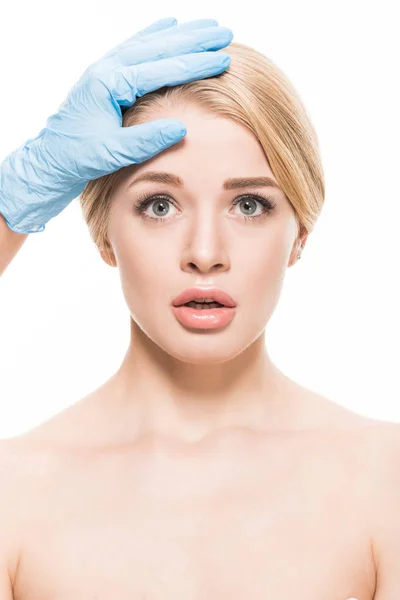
[172,287,237,308]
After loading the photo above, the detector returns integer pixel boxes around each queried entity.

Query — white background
[0,0,399,439]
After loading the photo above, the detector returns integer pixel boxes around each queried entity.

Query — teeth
[186,301,223,309]
[193,298,215,303]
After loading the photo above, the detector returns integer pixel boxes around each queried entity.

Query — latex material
[0,18,233,234]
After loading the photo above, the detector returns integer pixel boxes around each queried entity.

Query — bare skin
[1,104,392,600]
[0,378,391,600]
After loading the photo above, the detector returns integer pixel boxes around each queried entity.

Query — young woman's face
[104,104,305,364]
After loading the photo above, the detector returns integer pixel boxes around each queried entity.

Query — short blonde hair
[80,41,325,256]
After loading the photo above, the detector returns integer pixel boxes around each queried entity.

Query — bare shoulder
[0,433,61,585]
[313,412,400,595]
[350,420,400,598]
[0,438,27,592]
[349,419,400,504]
[0,437,24,509]
[319,398,400,477]
[360,418,400,496]
[351,418,400,463]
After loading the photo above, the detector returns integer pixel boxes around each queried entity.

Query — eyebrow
[127,171,281,191]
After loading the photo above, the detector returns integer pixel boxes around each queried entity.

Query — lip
[171,305,236,330]
[172,287,237,308]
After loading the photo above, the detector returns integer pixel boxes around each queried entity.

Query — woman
[0,16,396,600]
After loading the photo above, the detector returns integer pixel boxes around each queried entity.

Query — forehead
[128,104,278,188]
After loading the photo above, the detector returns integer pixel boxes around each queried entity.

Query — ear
[99,239,117,268]
[288,223,309,268]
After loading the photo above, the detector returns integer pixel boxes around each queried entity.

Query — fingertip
[205,52,230,74]
[161,119,187,140]
[219,53,231,66]
[163,17,178,26]
[153,16,177,26]
[220,27,234,43]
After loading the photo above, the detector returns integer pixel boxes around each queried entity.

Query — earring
[297,244,303,260]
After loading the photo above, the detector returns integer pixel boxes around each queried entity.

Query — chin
[156,334,257,366]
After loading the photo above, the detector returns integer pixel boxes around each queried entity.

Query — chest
[12,434,376,600]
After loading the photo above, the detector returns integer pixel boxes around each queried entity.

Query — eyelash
[132,191,277,223]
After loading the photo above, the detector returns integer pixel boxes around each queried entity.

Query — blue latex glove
[0,17,233,234]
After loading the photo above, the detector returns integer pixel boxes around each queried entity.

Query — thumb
[111,119,187,168]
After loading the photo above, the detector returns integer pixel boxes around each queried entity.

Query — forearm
[0,212,28,276]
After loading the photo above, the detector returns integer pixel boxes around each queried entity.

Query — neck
[99,317,299,446]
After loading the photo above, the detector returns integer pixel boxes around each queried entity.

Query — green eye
[133,192,277,223]
[232,194,276,220]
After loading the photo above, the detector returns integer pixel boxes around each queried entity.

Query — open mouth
[172,298,236,329]
[183,301,225,310]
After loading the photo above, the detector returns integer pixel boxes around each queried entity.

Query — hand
[0,17,233,234]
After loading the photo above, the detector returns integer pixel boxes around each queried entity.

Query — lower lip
[171,305,236,329]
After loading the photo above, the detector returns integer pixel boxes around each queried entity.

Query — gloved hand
[0,17,233,234]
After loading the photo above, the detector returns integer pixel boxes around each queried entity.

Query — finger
[109,51,231,108]
[130,18,220,42]
[131,18,220,42]
[102,119,187,171]
[130,16,178,39]
[105,17,177,52]
[103,20,225,65]
[116,25,233,67]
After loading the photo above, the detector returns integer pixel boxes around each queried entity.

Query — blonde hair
[80,41,325,257]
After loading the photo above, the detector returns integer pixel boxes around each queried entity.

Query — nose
[179,212,231,275]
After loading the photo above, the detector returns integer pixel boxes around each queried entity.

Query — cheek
[112,228,175,305]
[236,225,293,301]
